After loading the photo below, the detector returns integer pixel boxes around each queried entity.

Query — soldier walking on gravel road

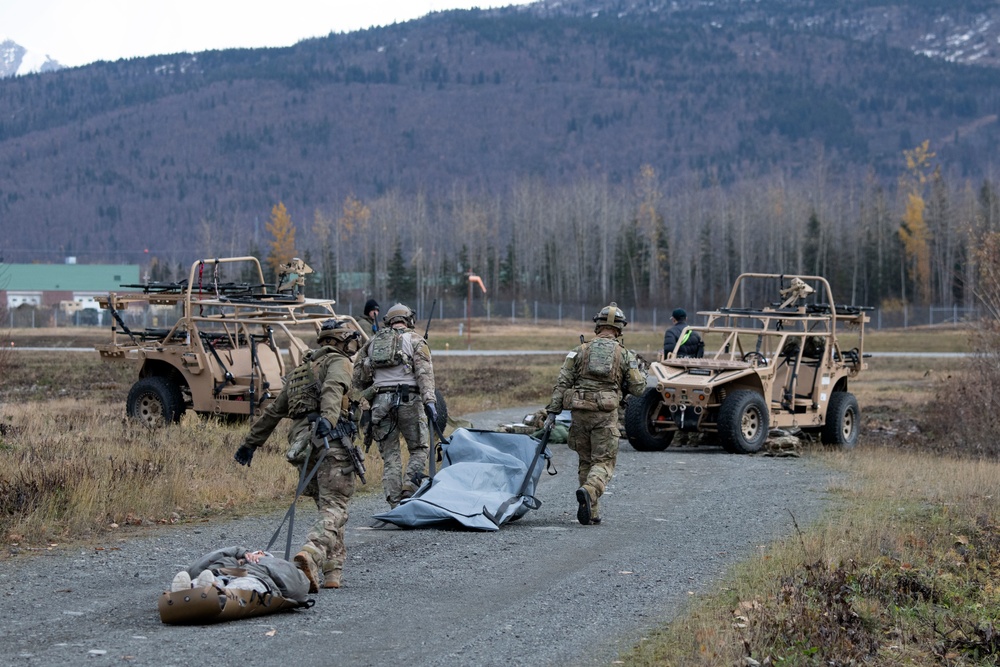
[233,318,363,592]
[353,303,438,509]
[544,303,646,525]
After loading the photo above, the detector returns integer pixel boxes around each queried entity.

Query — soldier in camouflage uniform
[353,303,438,508]
[234,318,363,592]
[544,303,647,525]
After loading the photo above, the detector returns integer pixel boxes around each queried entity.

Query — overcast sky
[1,0,534,68]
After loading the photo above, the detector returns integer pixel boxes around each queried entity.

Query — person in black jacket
[662,308,703,358]
[358,299,380,338]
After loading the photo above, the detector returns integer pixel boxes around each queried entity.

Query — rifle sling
[266,443,329,560]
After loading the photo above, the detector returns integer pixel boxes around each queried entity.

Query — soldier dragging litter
[545,303,646,525]
[353,303,438,509]
[233,318,365,592]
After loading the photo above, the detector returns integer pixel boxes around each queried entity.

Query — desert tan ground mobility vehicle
[624,273,870,453]
[96,256,349,426]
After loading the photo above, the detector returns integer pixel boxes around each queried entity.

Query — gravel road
[1,408,841,667]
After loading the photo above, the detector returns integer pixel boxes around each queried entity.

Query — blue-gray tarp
[373,428,551,530]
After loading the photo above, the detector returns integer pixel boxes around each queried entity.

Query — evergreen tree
[386,239,416,303]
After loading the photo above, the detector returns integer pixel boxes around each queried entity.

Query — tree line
[144,142,995,318]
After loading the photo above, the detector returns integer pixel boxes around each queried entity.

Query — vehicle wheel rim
[842,409,854,439]
[138,394,164,425]
[741,408,759,440]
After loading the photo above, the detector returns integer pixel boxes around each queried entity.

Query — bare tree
[0,260,10,388]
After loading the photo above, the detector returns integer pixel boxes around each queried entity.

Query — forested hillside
[1,0,999,314]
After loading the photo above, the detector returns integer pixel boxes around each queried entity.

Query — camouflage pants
[372,391,429,507]
[566,409,620,520]
[300,440,355,586]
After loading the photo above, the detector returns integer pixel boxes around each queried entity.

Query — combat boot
[575,487,592,525]
[294,551,321,594]
[322,562,342,589]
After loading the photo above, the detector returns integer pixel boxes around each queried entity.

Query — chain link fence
[6,299,983,332]
[337,298,983,332]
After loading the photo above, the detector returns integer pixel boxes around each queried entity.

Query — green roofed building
[2,263,140,310]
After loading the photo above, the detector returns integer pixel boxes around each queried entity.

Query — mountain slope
[1,1,999,264]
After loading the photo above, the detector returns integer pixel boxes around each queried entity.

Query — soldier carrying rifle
[233,318,364,593]
[353,303,438,509]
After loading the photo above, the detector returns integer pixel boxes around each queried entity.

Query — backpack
[369,328,407,369]
[579,337,622,382]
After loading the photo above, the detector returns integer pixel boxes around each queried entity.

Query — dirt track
[0,408,841,667]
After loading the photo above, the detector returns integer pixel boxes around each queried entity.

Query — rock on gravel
[0,408,842,667]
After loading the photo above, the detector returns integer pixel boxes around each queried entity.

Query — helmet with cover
[316,318,362,354]
[593,302,627,333]
[382,303,414,328]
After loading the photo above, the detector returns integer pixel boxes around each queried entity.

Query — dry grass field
[0,323,972,546]
[3,323,998,664]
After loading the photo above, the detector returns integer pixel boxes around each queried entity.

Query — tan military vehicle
[624,273,870,453]
[96,256,356,427]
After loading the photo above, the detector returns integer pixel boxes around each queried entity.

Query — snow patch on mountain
[0,37,63,77]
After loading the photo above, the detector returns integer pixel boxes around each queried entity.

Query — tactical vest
[369,328,408,369]
[285,347,334,416]
[579,337,622,383]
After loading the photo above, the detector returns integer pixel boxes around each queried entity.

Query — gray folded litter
[373,428,552,530]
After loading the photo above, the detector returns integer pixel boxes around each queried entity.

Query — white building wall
[7,292,42,308]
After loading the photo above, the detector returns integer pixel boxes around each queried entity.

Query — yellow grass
[622,446,1000,666]
[0,331,966,548]
[10,320,971,354]
[0,395,391,545]
[4,323,998,663]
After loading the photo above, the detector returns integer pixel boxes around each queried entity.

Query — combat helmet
[317,318,362,354]
[593,302,627,333]
[382,303,414,328]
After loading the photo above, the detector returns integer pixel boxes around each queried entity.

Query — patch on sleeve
[566,351,578,359]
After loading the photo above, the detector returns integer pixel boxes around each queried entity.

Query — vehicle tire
[624,388,674,452]
[717,390,769,454]
[127,376,185,427]
[433,388,449,435]
[821,391,860,448]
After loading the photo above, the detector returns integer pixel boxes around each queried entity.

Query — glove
[425,402,438,425]
[234,444,254,467]
[543,412,557,429]
[315,417,334,439]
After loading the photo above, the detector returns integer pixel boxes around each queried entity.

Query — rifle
[423,299,437,340]
[361,408,374,453]
[320,416,367,485]
[199,331,236,396]
[106,294,138,345]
